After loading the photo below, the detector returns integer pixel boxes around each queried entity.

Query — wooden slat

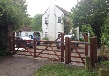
[40,53,55,55]
[71,56,85,59]
[36,48,45,50]
[71,52,85,54]
[54,50,61,52]
[37,56,60,60]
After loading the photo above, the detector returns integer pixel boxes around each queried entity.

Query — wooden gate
[9,33,97,67]
[9,33,64,62]
[64,34,97,66]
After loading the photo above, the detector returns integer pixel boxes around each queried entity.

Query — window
[25,32,28,36]
[58,17,61,23]
[45,17,48,24]
[45,32,48,37]
[45,34,47,37]
[16,32,19,36]
[58,32,60,38]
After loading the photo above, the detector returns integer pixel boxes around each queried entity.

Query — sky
[26,0,78,17]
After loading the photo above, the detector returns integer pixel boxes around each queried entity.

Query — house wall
[42,10,49,39]
[15,31,42,39]
[20,31,34,37]
[42,4,64,41]
[55,6,64,38]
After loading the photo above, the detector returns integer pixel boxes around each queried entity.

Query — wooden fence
[9,33,97,67]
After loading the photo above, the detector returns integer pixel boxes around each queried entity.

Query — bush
[79,37,85,41]
[42,37,49,40]
[101,61,109,67]
[97,54,108,63]
[42,37,50,44]
[0,45,7,56]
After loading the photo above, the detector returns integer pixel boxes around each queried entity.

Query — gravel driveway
[0,55,56,76]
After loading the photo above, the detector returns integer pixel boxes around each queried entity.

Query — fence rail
[9,33,97,67]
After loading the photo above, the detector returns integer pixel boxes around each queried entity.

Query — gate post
[60,33,64,62]
[9,36,11,53]
[65,37,69,64]
[12,32,15,55]
[34,38,36,58]
[90,37,97,67]
[95,36,97,63]
[83,34,88,56]
[10,36,13,54]
[68,38,71,63]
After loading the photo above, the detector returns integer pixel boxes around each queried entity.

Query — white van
[56,35,73,49]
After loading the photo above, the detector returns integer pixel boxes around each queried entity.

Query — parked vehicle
[56,35,78,49]
[36,36,40,45]
[15,36,33,48]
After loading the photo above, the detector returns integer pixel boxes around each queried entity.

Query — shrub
[79,37,85,41]
[42,37,49,40]
[42,37,49,44]
[0,45,7,56]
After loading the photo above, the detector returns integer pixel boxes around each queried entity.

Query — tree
[71,0,109,46]
[0,0,28,55]
[63,15,73,34]
[81,24,94,36]
[101,17,109,47]
[24,17,33,26]
[31,14,42,31]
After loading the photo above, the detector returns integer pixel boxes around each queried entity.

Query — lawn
[34,63,98,76]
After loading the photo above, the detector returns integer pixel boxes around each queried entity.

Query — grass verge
[34,63,98,76]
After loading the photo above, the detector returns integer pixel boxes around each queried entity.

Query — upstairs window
[58,17,61,23]
[45,17,48,24]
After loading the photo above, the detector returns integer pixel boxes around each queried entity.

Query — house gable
[55,5,70,16]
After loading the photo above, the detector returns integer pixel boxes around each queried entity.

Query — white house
[42,4,70,41]
[42,3,81,41]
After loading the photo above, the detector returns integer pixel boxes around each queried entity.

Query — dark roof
[19,26,31,31]
[55,5,70,16]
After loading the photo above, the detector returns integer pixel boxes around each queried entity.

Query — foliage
[0,45,7,56]
[101,61,109,67]
[82,24,94,37]
[101,18,109,47]
[42,37,49,40]
[42,37,49,44]
[24,17,33,26]
[71,0,109,46]
[0,0,28,30]
[63,16,73,34]
[31,14,42,31]
[34,64,97,76]
[79,37,85,41]
[0,0,28,55]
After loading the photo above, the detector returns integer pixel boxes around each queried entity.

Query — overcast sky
[26,0,78,17]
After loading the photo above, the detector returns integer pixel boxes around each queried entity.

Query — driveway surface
[0,55,55,76]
